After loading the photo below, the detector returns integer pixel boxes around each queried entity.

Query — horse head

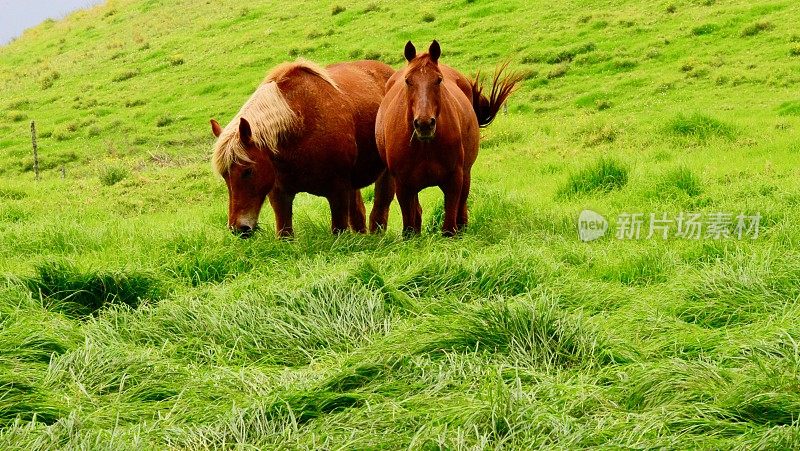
[403,40,444,142]
[211,117,275,238]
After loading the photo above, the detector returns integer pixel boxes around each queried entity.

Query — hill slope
[2,0,800,448]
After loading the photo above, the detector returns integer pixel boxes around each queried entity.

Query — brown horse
[211,60,395,237]
[375,41,520,236]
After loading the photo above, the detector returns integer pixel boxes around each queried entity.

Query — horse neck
[438,82,468,126]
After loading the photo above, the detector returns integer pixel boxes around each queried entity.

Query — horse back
[326,60,395,187]
[328,61,394,149]
[326,60,394,127]
[440,65,474,102]
[266,61,392,192]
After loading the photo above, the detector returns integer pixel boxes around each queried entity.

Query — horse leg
[396,183,421,237]
[457,172,471,231]
[413,196,423,232]
[268,186,295,238]
[349,189,367,233]
[441,172,464,237]
[369,170,395,233]
[327,189,351,234]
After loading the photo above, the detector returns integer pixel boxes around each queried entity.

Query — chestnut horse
[375,41,521,236]
[211,60,395,237]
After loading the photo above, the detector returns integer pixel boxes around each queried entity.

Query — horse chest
[388,144,460,188]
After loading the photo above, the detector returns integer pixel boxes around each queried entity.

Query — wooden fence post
[30,121,40,181]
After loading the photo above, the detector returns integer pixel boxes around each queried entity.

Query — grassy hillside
[2,0,800,448]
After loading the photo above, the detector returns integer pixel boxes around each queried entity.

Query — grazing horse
[211,60,395,237]
[375,41,521,236]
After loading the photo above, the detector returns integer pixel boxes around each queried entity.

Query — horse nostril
[233,225,254,238]
[414,118,436,131]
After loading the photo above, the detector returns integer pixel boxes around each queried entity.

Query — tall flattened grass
[108,275,392,367]
[675,250,800,328]
[0,373,66,426]
[24,260,166,317]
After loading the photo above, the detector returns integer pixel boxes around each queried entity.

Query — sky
[0,0,105,45]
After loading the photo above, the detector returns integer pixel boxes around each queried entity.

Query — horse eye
[405,78,412,86]
[436,76,443,85]
[242,168,254,179]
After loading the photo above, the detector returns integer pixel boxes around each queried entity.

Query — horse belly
[273,136,358,196]
[350,121,385,188]
[351,160,384,189]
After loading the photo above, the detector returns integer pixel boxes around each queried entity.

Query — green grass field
[2,0,800,448]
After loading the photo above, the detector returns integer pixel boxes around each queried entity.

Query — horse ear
[210,119,223,138]
[404,41,417,62]
[239,117,253,144]
[429,40,441,63]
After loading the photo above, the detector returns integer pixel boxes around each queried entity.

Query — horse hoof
[441,229,459,238]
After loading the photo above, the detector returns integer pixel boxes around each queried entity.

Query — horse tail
[470,62,523,128]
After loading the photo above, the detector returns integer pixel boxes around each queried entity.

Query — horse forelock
[212,130,248,176]
[212,81,300,175]
[405,55,440,77]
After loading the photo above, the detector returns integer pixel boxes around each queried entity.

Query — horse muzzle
[413,118,437,142]
[230,224,259,239]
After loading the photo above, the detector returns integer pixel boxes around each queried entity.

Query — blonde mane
[211,60,339,175]
[265,59,339,90]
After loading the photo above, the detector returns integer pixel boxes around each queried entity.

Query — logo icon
[578,210,608,242]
